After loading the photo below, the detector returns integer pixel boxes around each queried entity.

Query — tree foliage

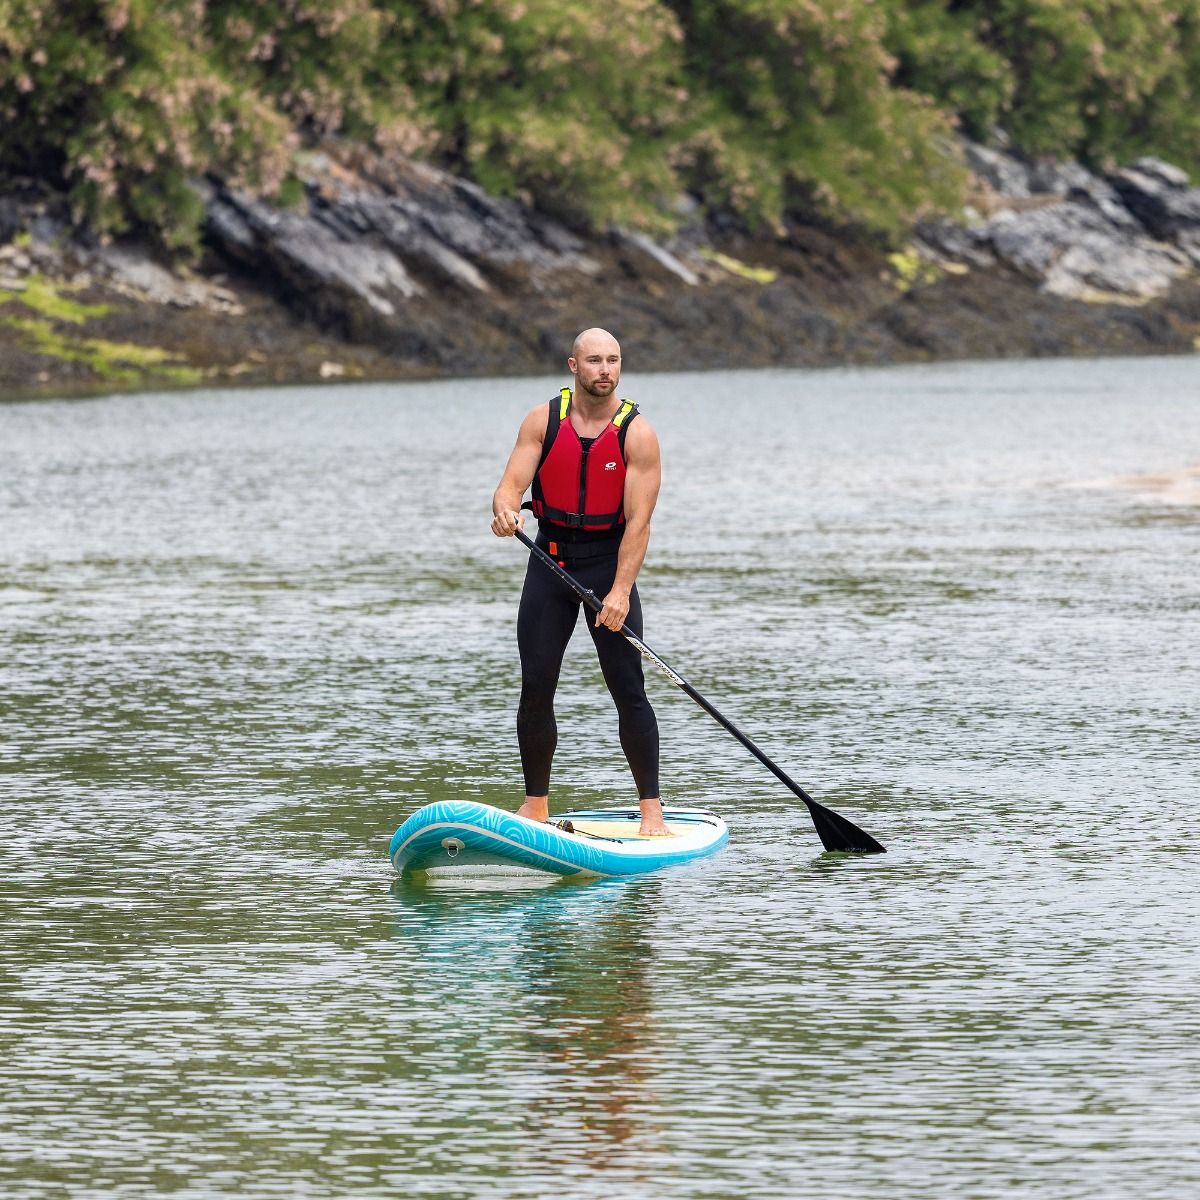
[668,0,962,235]
[885,0,1200,170]
[0,1,293,251]
[3,0,1200,251]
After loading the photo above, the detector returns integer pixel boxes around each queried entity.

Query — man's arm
[596,417,661,631]
[491,406,548,536]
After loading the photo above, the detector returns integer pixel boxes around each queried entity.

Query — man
[491,327,669,835]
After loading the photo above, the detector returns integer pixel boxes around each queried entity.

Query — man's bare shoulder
[624,408,660,457]
[517,401,550,442]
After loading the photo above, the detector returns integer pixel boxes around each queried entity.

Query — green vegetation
[1,276,110,323]
[885,245,968,291]
[699,248,777,284]
[1,275,202,384]
[2,310,204,384]
[3,1,1200,251]
[884,1,1200,165]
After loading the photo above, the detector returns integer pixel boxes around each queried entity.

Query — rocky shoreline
[2,140,1199,400]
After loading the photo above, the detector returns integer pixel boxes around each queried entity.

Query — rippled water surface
[3,357,1199,1199]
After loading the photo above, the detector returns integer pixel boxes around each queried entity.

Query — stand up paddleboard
[389,800,728,879]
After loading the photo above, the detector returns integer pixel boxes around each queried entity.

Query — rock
[204,190,422,333]
[97,244,245,312]
[1108,158,1200,264]
[201,152,610,343]
[1014,156,1142,230]
[962,142,1032,198]
[611,228,700,286]
[913,217,995,268]
[984,203,1189,302]
[201,186,257,256]
[911,141,1200,302]
[1026,157,1098,197]
[1065,175,1142,231]
[400,227,491,292]
[350,154,599,278]
[1123,156,1191,190]
[314,194,489,292]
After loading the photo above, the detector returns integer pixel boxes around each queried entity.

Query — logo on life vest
[604,461,618,471]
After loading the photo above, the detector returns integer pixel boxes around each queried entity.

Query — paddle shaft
[513,529,885,854]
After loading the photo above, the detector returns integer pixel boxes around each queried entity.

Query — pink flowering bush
[2,0,1199,250]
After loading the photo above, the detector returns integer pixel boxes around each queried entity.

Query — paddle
[513,529,886,854]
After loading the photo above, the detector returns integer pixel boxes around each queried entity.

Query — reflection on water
[391,877,666,1191]
[2,356,1200,1198]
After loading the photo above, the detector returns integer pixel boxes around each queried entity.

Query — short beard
[578,377,617,399]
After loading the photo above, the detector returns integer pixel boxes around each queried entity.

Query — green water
[2,357,1199,1198]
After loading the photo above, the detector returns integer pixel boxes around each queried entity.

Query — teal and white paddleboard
[389,800,728,879]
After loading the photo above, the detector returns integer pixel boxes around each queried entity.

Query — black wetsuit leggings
[517,546,660,799]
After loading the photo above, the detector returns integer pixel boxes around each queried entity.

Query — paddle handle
[512,528,885,853]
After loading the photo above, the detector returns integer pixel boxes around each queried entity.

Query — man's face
[570,338,622,400]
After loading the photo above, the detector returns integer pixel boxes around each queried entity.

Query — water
[2,357,1198,1199]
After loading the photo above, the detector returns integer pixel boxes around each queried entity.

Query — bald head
[568,328,622,403]
[571,327,620,360]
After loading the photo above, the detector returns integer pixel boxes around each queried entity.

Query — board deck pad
[565,819,691,839]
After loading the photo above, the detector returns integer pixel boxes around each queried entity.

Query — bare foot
[639,798,674,837]
[516,797,549,823]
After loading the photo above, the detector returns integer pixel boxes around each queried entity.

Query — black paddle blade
[806,798,887,854]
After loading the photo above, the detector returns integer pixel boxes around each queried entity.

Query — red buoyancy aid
[528,388,640,531]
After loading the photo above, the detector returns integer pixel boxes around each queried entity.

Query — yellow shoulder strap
[611,399,636,428]
[559,387,571,420]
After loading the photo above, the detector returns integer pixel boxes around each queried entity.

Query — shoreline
[4,145,1199,403]
[6,339,1200,407]
[4,249,1196,404]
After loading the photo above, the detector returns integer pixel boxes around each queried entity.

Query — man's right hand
[491,509,524,537]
